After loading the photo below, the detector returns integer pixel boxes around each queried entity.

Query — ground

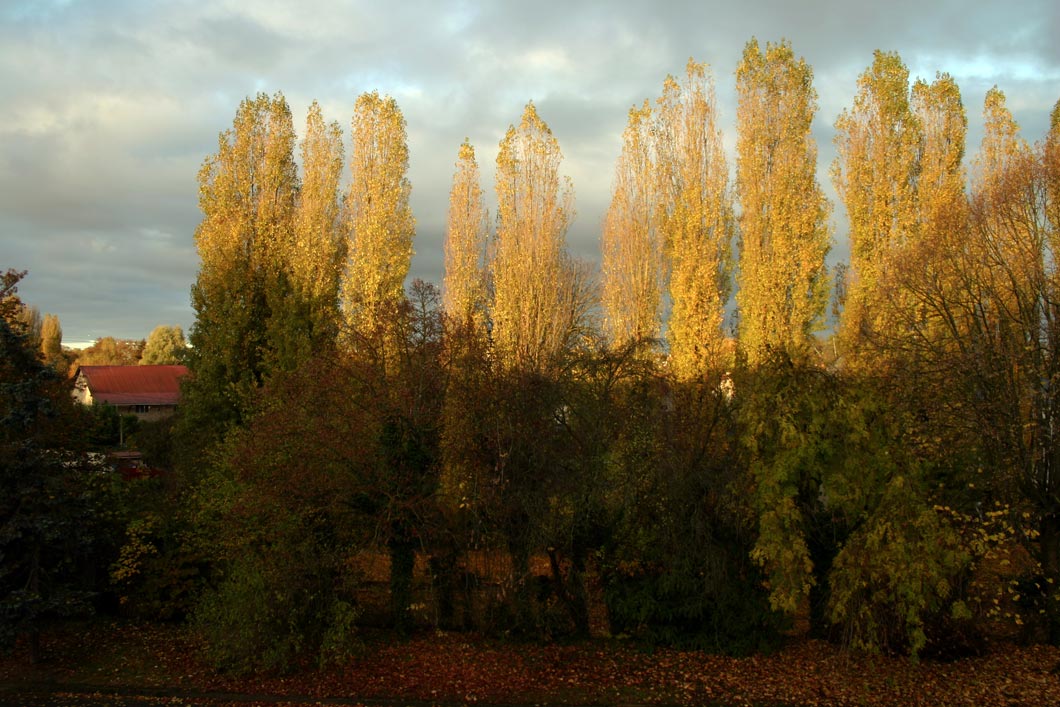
[2,620,1059,706]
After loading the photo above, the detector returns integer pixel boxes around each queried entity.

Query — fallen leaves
[3,621,1060,706]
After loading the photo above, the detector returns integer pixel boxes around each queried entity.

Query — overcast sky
[2,0,1057,345]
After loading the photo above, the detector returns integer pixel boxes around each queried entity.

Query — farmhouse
[72,364,189,421]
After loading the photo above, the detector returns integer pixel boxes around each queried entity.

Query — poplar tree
[491,101,586,374]
[40,313,64,369]
[601,101,662,351]
[832,51,921,364]
[342,92,415,341]
[976,86,1029,194]
[913,74,967,251]
[735,39,830,364]
[656,59,734,380]
[443,139,488,330]
[892,73,969,364]
[291,101,345,349]
[186,92,299,430]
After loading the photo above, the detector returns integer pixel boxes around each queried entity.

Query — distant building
[72,364,189,421]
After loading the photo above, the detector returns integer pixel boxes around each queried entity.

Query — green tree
[140,325,187,365]
[195,281,447,670]
[183,92,299,440]
[0,270,97,662]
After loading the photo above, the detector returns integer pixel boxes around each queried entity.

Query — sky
[1,0,1058,346]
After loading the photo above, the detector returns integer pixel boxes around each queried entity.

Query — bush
[193,539,356,674]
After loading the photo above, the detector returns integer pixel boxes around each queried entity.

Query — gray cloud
[1,0,1057,343]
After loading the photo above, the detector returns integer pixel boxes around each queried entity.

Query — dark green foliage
[599,367,785,654]
[188,284,446,670]
[0,270,100,659]
[194,539,358,673]
[86,403,140,449]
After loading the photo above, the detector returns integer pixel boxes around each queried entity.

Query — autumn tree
[184,92,299,434]
[656,59,734,380]
[342,91,415,342]
[913,74,968,253]
[288,101,345,354]
[439,139,489,527]
[491,101,591,375]
[832,50,921,366]
[918,94,1060,640]
[601,101,662,350]
[735,39,830,363]
[76,336,144,366]
[40,313,65,370]
[16,304,42,350]
[443,140,488,330]
[140,325,187,365]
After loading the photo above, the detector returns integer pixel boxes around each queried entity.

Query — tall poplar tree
[40,313,64,369]
[832,51,921,364]
[491,101,586,374]
[892,73,969,360]
[186,92,299,430]
[291,100,345,350]
[602,101,662,351]
[443,139,487,330]
[342,92,415,341]
[735,39,830,364]
[656,59,734,380]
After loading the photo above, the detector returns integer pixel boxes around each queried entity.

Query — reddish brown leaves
[3,622,1060,707]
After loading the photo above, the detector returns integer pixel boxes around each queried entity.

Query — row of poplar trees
[152,38,1060,671]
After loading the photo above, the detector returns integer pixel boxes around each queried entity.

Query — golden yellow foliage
[443,139,488,331]
[491,102,588,373]
[342,91,415,340]
[656,59,734,380]
[292,101,344,324]
[735,39,830,364]
[601,101,662,351]
[832,51,920,366]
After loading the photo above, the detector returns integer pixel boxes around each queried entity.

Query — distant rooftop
[74,365,189,406]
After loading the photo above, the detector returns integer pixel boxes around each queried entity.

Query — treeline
[12,314,188,373]
[3,38,1060,672]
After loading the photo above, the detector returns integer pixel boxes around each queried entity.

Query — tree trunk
[1039,512,1060,644]
[29,545,41,665]
[548,547,590,638]
[389,536,415,634]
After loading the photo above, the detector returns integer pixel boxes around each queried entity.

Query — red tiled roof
[77,365,189,406]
